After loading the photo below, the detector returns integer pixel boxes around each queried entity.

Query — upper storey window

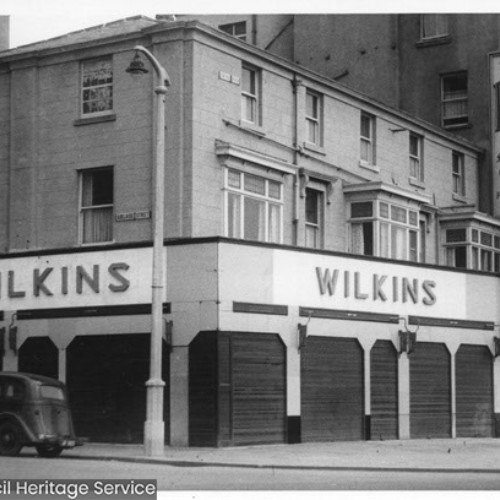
[420,14,448,40]
[241,65,260,125]
[360,113,376,166]
[441,72,468,128]
[349,200,420,262]
[219,21,247,41]
[80,167,114,244]
[409,133,423,182]
[81,58,113,116]
[305,90,322,146]
[225,168,282,244]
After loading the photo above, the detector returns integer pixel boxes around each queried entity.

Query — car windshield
[39,385,65,401]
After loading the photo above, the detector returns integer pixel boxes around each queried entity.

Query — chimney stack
[0,16,9,51]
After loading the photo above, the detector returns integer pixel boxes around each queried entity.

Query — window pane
[268,180,281,200]
[242,67,255,95]
[379,222,390,258]
[305,189,319,224]
[228,169,241,189]
[244,173,266,195]
[471,247,479,270]
[409,135,419,156]
[409,230,418,262]
[481,232,493,247]
[379,202,389,219]
[360,114,371,139]
[391,205,407,224]
[91,169,114,205]
[244,197,265,241]
[227,193,241,238]
[351,222,374,256]
[268,204,281,243]
[82,207,113,243]
[307,120,318,144]
[351,202,373,218]
[306,93,318,118]
[409,211,418,226]
[481,250,492,271]
[360,139,371,163]
[391,225,407,260]
[242,95,256,123]
[446,228,467,243]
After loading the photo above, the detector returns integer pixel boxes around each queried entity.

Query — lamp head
[126,52,149,75]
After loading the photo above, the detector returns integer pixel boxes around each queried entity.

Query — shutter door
[231,333,286,445]
[67,334,170,443]
[301,336,364,442]
[456,345,494,437]
[370,340,398,440]
[410,342,451,438]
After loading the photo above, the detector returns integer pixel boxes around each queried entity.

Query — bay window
[444,227,500,272]
[349,200,420,262]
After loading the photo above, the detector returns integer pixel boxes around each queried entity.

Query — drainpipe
[292,74,303,245]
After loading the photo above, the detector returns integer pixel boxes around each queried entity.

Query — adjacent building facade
[0,16,499,446]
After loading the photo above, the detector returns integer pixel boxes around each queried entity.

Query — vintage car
[0,372,81,457]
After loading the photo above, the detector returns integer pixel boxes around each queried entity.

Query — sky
[1,0,499,49]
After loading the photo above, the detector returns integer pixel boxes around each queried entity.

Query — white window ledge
[452,193,468,203]
[302,141,326,156]
[359,161,380,173]
[409,177,426,189]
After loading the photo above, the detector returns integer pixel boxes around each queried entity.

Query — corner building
[0,17,499,446]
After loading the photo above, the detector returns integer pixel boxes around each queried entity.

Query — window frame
[79,167,114,245]
[409,133,424,182]
[305,187,325,249]
[241,64,260,126]
[305,90,322,147]
[360,112,376,166]
[80,57,114,118]
[348,200,420,262]
[219,21,247,41]
[443,226,500,272]
[224,168,283,244]
[420,14,449,41]
[441,72,468,128]
[452,151,465,197]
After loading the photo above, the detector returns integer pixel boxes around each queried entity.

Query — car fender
[0,412,37,444]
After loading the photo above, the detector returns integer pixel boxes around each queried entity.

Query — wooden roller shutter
[456,345,494,437]
[410,342,451,438]
[370,340,398,440]
[301,337,364,442]
[189,332,218,446]
[231,333,286,445]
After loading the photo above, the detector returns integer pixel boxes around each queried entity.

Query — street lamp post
[126,45,171,457]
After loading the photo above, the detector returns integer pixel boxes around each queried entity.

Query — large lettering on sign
[316,267,436,306]
[0,263,130,300]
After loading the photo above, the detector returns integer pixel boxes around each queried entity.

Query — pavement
[58,438,500,473]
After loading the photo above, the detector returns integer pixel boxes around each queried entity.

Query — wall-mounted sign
[218,244,497,321]
[0,247,163,310]
[115,211,151,222]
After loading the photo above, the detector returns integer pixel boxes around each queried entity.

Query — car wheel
[0,422,23,456]
[36,445,63,458]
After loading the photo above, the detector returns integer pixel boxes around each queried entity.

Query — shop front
[180,239,500,446]
[0,245,169,444]
[1,238,500,446]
